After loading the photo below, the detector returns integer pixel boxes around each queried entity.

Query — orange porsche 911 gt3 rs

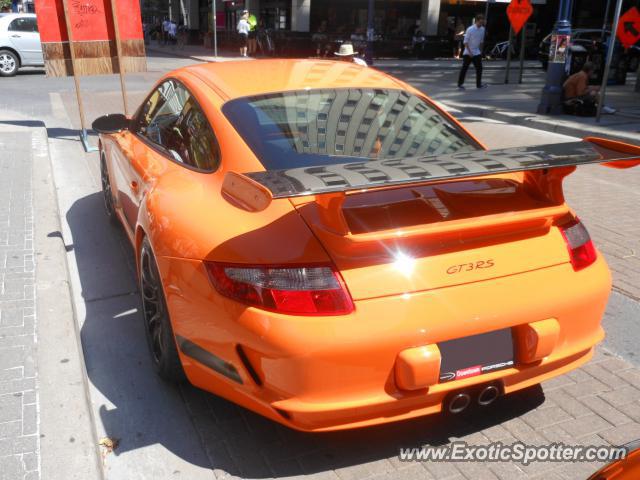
[92,59,640,432]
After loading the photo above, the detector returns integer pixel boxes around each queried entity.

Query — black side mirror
[92,114,130,134]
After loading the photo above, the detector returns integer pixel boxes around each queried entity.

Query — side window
[170,97,221,171]
[9,18,37,32]
[135,80,220,171]
[136,80,188,150]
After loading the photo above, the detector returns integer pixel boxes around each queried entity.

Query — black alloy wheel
[139,238,186,382]
[100,152,118,224]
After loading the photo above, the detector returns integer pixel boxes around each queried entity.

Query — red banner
[35,0,145,76]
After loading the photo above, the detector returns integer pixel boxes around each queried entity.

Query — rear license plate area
[438,328,514,383]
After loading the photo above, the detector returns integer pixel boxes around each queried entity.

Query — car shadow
[180,382,545,477]
[17,68,45,76]
[66,191,546,477]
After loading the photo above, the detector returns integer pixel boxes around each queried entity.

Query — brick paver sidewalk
[0,129,39,479]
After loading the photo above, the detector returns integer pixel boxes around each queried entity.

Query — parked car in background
[0,13,43,77]
[538,29,640,72]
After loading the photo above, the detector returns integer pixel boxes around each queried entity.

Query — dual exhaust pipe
[447,384,501,414]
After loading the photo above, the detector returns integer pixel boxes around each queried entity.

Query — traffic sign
[616,7,640,49]
[506,0,533,35]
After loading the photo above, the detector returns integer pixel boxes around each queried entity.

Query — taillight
[206,263,354,315]
[560,218,597,271]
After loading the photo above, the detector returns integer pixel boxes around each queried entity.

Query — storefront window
[310,0,420,38]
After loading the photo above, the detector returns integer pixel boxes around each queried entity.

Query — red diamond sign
[507,0,534,35]
[617,7,640,49]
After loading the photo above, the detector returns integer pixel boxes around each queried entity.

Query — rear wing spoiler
[222,137,640,211]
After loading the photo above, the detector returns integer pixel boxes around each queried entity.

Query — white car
[0,13,43,77]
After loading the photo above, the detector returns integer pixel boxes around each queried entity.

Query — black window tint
[136,80,219,171]
[9,17,37,32]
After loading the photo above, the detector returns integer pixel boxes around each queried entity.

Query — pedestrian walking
[453,20,465,59]
[162,17,171,45]
[168,20,177,47]
[247,13,258,56]
[457,14,487,90]
[312,20,330,57]
[237,10,251,57]
[177,23,187,49]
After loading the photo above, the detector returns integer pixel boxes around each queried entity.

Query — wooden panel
[42,39,146,77]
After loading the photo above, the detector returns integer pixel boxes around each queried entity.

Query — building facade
[140,0,614,54]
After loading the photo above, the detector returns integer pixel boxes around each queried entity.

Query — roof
[183,59,407,101]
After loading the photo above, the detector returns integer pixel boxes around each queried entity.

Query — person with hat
[237,10,251,57]
[334,43,368,67]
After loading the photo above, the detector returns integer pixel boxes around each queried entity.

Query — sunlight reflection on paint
[393,251,416,277]
[113,308,138,319]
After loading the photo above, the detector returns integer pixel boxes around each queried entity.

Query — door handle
[130,181,139,193]
[10,34,21,38]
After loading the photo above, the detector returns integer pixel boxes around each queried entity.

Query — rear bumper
[270,345,599,431]
[159,254,611,432]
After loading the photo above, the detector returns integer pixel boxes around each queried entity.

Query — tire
[139,238,186,382]
[0,50,19,77]
[100,152,119,225]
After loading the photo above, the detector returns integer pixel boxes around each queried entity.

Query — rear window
[222,88,478,170]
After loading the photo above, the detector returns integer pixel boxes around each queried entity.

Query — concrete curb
[147,45,212,63]
[445,100,640,144]
[146,46,543,70]
[32,126,104,480]
[146,45,246,63]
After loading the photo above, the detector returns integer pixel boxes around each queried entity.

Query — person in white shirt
[237,10,251,57]
[334,43,368,67]
[162,18,171,45]
[168,21,177,45]
[457,14,487,89]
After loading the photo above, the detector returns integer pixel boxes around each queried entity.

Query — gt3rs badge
[447,260,495,274]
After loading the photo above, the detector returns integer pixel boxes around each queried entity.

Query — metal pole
[484,0,491,27]
[365,0,374,65]
[601,0,612,42]
[596,0,623,122]
[212,0,218,57]
[60,0,97,152]
[518,25,526,84]
[536,0,573,114]
[504,26,513,84]
[109,0,129,116]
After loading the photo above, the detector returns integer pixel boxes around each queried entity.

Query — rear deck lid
[291,178,573,300]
